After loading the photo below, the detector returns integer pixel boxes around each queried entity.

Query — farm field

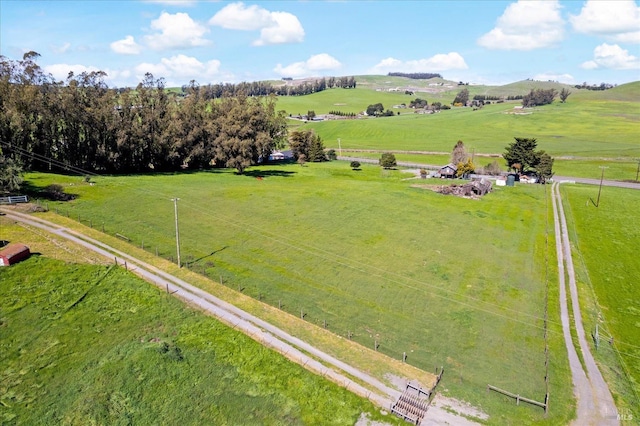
[275,80,640,170]
[559,184,640,421]
[20,162,576,424]
[0,223,394,425]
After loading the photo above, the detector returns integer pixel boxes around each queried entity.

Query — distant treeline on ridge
[185,75,357,99]
[387,72,443,80]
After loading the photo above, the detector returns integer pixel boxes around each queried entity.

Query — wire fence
[43,202,554,399]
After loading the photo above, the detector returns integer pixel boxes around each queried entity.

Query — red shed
[0,243,31,266]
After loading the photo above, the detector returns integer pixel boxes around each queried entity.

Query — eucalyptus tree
[213,94,287,174]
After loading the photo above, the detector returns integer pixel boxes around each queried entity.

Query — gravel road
[552,181,619,425]
[3,208,484,424]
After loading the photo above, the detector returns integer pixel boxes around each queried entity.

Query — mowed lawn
[0,226,394,425]
[23,162,575,424]
[560,184,640,419]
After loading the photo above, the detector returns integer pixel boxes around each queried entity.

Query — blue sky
[2,0,639,88]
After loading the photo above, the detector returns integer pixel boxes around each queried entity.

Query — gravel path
[552,181,619,425]
[3,209,484,424]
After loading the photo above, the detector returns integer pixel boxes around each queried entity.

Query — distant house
[0,243,31,266]
[268,150,293,161]
[439,163,457,178]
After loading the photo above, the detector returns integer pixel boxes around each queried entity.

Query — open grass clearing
[20,162,576,424]
[0,222,399,425]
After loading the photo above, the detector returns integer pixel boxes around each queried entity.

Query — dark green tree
[0,155,23,193]
[289,129,326,162]
[453,88,469,105]
[366,103,384,116]
[503,137,553,182]
[379,152,397,169]
[503,137,540,173]
[535,152,554,183]
[214,95,287,174]
[522,88,557,107]
[350,160,361,170]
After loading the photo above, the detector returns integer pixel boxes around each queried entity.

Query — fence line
[487,384,548,411]
[53,208,551,397]
[0,195,28,204]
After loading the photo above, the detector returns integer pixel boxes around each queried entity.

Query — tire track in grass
[552,181,618,425]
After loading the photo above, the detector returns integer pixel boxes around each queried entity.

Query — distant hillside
[592,81,640,102]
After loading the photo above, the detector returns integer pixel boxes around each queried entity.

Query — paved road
[339,156,640,191]
[551,182,619,425]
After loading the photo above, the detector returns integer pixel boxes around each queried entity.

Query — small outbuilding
[0,243,31,266]
[439,163,458,178]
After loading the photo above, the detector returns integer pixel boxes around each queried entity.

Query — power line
[4,144,639,352]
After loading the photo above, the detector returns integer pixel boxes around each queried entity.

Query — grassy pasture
[0,224,393,425]
[559,184,640,420]
[274,79,639,171]
[288,100,639,160]
[21,163,575,424]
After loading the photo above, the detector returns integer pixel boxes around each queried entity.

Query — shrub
[379,153,396,169]
[350,161,361,170]
[43,184,75,201]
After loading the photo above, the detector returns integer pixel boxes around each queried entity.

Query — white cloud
[570,0,640,43]
[209,2,304,46]
[44,63,101,81]
[51,42,71,54]
[274,53,341,78]
[110,35,142,55]
[144,12,210,51]
[209,2,272,30]
[478,0,564,50]
[580,43,640,70]
[532,73,575,84]
[135,54,229,85]
[368,53,468,74]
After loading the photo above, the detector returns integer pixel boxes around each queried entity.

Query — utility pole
[595,166,608,207]
[635,158,639,182]
[171,197,181,267]
[338,138,342,157]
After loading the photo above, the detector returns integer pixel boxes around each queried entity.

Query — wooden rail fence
[487,384,548,413]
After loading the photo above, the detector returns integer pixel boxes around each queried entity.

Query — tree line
[0,52,288,177]
[188,76,357,99]
[387,72,442,80]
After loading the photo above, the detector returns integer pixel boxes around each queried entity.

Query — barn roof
[0,243,30,260]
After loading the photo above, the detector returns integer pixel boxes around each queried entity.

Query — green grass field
[4,75,638,424]
[0,233,395,425]
[275,79,640,169]
[20,163,578,424]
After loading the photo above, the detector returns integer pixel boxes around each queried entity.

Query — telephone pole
[595,166,608,207]
[171,197,181,267]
